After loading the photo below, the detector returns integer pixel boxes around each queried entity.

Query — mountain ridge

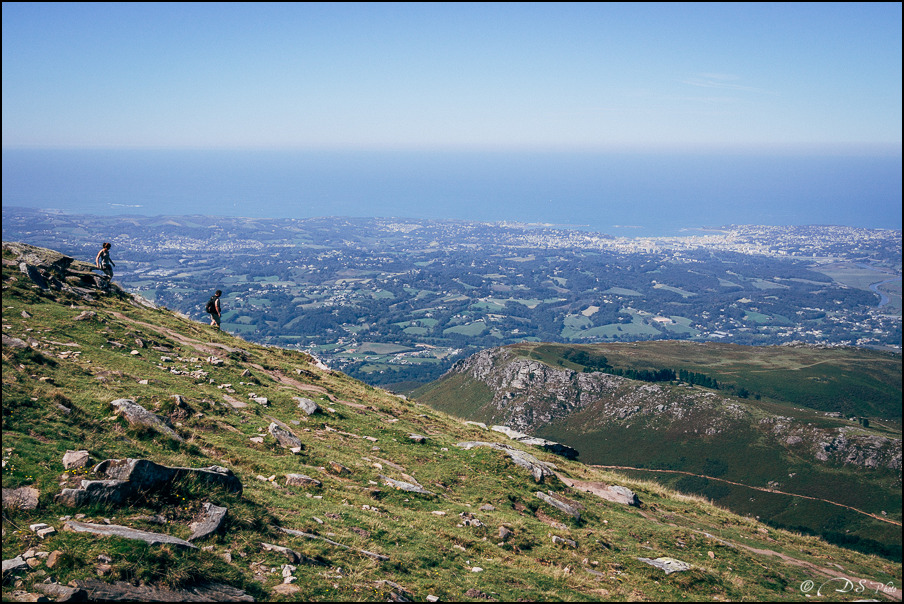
[413,343,902,561]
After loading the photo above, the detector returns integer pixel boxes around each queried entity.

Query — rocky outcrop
[3,241,120,299]
[491,425,578,459]
[455,441,556,483]
[56,458,241,507]
[443,347,902,473]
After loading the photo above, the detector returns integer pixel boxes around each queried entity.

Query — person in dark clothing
[207,290,222,329]
[95,242,115,288]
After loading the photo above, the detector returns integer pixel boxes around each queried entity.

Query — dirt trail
[592,464,900,527]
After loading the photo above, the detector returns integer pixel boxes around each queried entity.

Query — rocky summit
[2,241,901,602]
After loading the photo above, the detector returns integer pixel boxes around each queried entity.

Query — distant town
[3,207,900,389]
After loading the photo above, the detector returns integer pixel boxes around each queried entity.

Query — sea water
[2,148,901,237]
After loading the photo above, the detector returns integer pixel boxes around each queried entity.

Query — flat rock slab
[557,476,640,506]
[379,475,434,496]
[2,556,29,578]
[73,578,253,602]
[637,556,692,574]
[280,527,389,561]
[64,520,197,549]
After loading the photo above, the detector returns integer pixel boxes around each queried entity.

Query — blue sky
[2,2,902,151]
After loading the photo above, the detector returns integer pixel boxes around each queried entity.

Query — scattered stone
[72,311,96,321]
[2,334,30,349]
[499,526,513,542]
[535,491,581,520]
[552,535,577,548]
[249,437,264,444]
[328,461,351,475]
[294,397,321,415]
[458,512,483,527]
[45,551,64,569]
[285,474,322,488]
[64,520,198,549]
[479,504,495,511]
[62,450,92,470]
[637,556,692,574]
[426,596,440,602]
[2,486,40,511]
[269,423,303,449]
[464,421,488,430]
[409,434,427,444]
[261,542,326,566]
[109,398,183,442]
[189,503,228,541]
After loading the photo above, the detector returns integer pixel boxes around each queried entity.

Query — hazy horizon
[3,147,901,238]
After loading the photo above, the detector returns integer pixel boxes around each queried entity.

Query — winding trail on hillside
[591,464,901,527]
[636,507,902,601]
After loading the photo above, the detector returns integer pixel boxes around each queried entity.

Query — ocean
[2,148,901,237]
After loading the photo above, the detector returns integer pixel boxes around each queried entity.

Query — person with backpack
[206,290,222,329]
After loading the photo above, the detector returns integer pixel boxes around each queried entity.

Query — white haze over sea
[2,149,901,237]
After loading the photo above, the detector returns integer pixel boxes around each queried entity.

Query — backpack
[205,296,217,314]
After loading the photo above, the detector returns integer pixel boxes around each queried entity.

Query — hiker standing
[206,290,222,329]
[95,242,115,287]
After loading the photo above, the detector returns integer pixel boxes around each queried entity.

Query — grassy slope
[2,245,901,601]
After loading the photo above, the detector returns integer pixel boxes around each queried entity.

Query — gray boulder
[56,458,241,507]
[269,423,303,449]
[62,450,92,470]
[286,474,322,488]
[294,397,321,415]
[189,502,228,541]
[110,398,183,442]
[535,491,581,520]
[2,486,40,510]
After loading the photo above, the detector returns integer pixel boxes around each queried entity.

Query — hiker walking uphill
[206,290,222,329]
[95,242,115,288]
